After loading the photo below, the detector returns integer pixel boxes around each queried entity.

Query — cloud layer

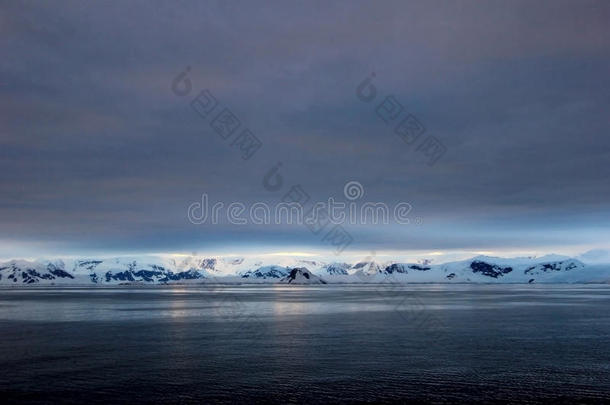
[1,0,609,257]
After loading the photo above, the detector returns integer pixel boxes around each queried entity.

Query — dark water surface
[0,284,609,404]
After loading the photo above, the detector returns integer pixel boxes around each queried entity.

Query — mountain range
[1,253,609,285]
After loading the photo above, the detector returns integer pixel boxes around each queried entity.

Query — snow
[0,254,609,285]
[281,268,326,284]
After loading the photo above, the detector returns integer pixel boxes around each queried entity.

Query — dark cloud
[1,0,609,257]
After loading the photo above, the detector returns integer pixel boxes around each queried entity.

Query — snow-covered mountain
[242,265,289,280]
[0,254,609,285]
[281,267,326,284]
[322,262,351,276]
[578,249,610,264]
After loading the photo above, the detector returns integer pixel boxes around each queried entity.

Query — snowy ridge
[281,267,326,284]
[0,254,609,285]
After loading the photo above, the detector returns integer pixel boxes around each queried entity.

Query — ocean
[1,284,609,403]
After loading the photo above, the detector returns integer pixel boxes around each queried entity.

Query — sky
[1,0,609,260]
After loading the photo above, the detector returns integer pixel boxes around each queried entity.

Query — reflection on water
[0,284,609,403]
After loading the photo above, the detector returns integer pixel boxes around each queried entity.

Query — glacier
[1,254,609,285]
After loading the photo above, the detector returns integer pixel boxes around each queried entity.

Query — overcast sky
[1,0,609,259]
